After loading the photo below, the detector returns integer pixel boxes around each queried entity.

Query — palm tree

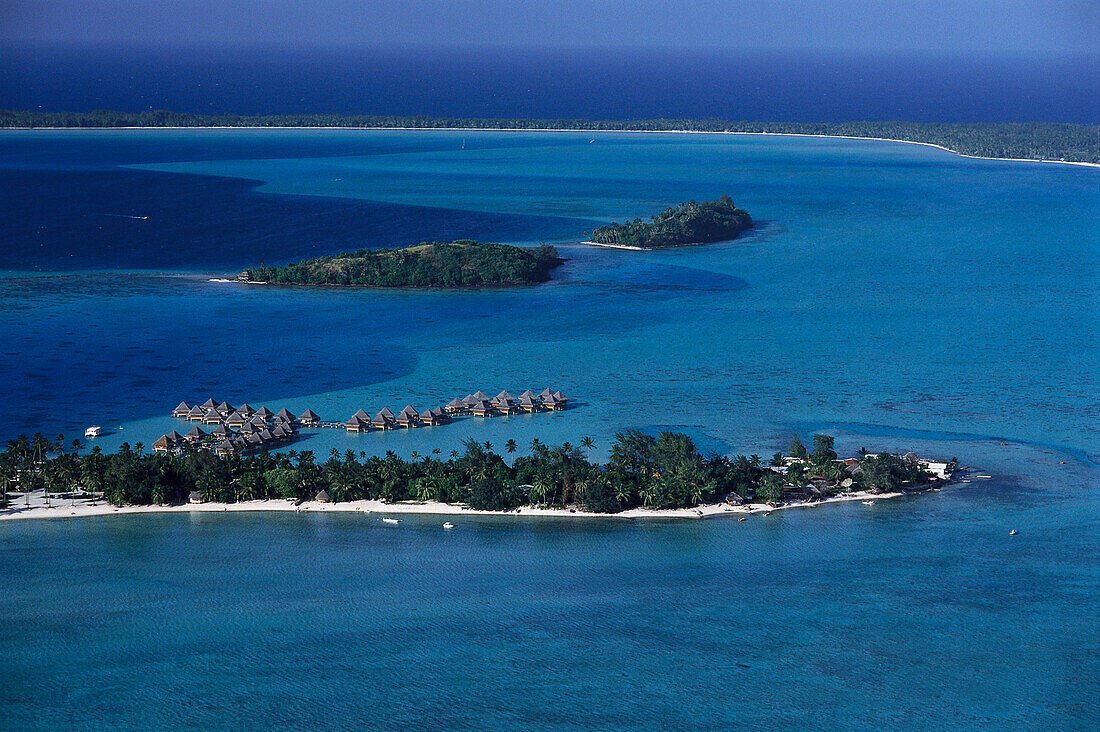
[505,439,517,466]
[581,436,595,460]
[483,441,493,453]
[410,451,420,462]
[449,449,459,460]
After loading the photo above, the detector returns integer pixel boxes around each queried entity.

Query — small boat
[1009,529,1018,536]
[738,517,746,522]
[84,425,104,438]
[442,522,455,529]
[381,517,402,525]
[975,474,992,479]
[861,500,875,505]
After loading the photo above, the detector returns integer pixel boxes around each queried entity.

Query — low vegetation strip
[3,110,1097,163]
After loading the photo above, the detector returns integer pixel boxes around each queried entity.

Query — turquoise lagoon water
[1,130,1098,728]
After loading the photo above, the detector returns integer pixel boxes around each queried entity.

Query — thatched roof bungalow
[215,401,234,417]
[189,490,204,504]
[445,398,465,413]
[274,408,296,424]
[185,426,206,442]
[299,409,320,426]
[254,406,274,421]
[211,424,230,438]
[202,409,223,424]
[199,398,217,412]
[187,405,206,421]
[471,400,494,417]
[172,401,191,418]
[518,394,539,412]
[419,409,439,426]
[225,411,246,428]
[315,489,330,503]
[215,439,236,456]
[153,435,172,453]
[345,416,368,432]
[236,403,255,418]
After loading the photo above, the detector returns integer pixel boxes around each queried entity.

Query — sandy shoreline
[0,488,908,523]
[6,126,1097,169]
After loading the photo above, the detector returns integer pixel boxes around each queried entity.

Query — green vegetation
[2,110,1097,163]
[1,431,945,512]
[244,240,564,288]
[590,196,752,249]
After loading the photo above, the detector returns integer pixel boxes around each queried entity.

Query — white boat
[1009,529,1018,535]
[861,500,875,505]
[84,425,104,438]
[442,522,455,529]
[381,517,402,525]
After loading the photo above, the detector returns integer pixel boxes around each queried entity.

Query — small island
[588,195,752,250]
[241,239,564,288]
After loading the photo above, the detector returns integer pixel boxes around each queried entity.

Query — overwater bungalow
[492,391,516,413]
[215,401,234,417]
[202,408,223,425]
[172,401,191,418]
[258,428,277,443]
[519,389,538,402]
[461,394,480,408]
[419,408,439,426]
[185,426,206,443]
[211,424,231,439]
[372,410,394,429]
[471,400,494,417]
[239,422,258,436]
[272,425,292,440]
[246,433,263,448]
[274,408,296,424]
[232,437,248,452]
[552,390,569,407]
[299,409,320,426]
[248,415,268,429]
[379,407,396,420]
[153,434,172,453]
[396,405,420,428]
[345,416,368,432]
[215,439,236,456]
[542,394,561,410]
[254,406,274,422]
[430,406,450,423]
[187,405,206,421]
[471,390,490,402]
[225,411,246,428]
[352,408,371,422]
[236,403,255,418]
[538,387,555,401]
[445,397,465,413]
[200,398,218,412]
[518,394,539,412]
[166,430,184,444]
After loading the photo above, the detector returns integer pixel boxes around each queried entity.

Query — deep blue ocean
[2,45,1098,122]
[1,127,1098,728]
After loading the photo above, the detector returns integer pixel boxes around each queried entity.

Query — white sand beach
[0,487,907,523]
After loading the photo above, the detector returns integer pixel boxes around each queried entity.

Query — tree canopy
[590,196,752,249]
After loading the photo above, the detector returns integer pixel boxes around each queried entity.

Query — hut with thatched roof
[248,415,268,429]
[518,394,539,412]
[199,398,218,412]
[187,405,206,421]
[371,412,392,430]
[419,408,439,426]
[315,489,331,503]
[211,424,230,438]
[538,387,555,401]
[239,422,257,436]
[215,439,236,456]
[153,434,172,453]
[202,408,223,424]
[185,426,207,443]
[299,409,320,426]
[172,401,191,418]
[471,390,490,402]
[215,401,234,417]
[254,406,274,422]
[272,425,292,440]
[345,415,368,433]
[445,398,465,414]
[396,405,420,428]
[189,490,204,504]
[552,390,569,407]
[258,428,277,443]
[166,430,184,444]
[274,408,297,424]
[225,411,246,428]
[246,433,263,448]
[471,400,494,417]
[236,403,255,418]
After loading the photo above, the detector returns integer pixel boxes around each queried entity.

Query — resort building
[199,398,217,413]
[518,394,539,412]
[215,439,236,456]
[274,408,296,424]
[299,409,320,426]
[225,411,246,429]
[210,424,230,439]
[445,398,466,414]
[345,416,368,432]
[203,409,223,425]
[471,400,494,417]
[254,407,274,422]
[187,405,206,421]
[189,491,204,504]
[185,426,206,443]
[215,401,234,417]
[396,405,420,428]
[372,411,393,430]
[236,403,255,418]
[172,402,191,418]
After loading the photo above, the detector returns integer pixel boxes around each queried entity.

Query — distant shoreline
[3,124,1097,169]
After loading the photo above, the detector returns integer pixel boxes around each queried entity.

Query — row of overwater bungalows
[345,388,568,433]
[161,400,322,455]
